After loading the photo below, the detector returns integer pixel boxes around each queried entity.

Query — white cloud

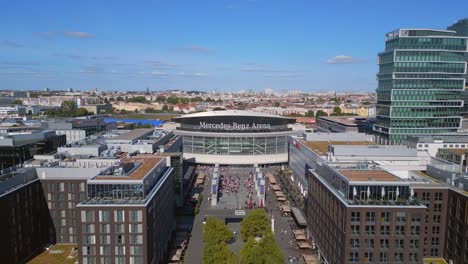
[327,55,364,64]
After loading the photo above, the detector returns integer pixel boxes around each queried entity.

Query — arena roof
[174,110,295,120]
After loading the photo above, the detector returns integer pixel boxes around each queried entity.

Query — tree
[60,100,77,114]
[202,242,237,264]
[191,96,203,102]
[116,96,124,101]
[13,99,23,105]
[333,106,342,115]
[156,95,166,102]
[315,110,328,117]
[240,233,283,264]
[74,108,89,117]
[126,96,147,103]
[240,209,270,241]
[203,217,233,244]
[166,96,180,104]
[304,110,315,117]
[162,104,169,111]
[273,102,280,107]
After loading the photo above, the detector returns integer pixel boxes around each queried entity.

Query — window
[381,212,390,222]
[130,246,143,255]
[394,252,404,262]
[396,225,405,235]
[350,239,359,249]
[422,192,431,200]
[431,248,439,256]
[409,253,419,262]
[351,225,360,235]
[115,210,125,222]
[411,226,420,235]
[364,252,373,262]
[116,234,124,244]
[115,224,125,233]
[365,225,375,235]
[101,224,110,233]
[381,225,390,236]
[380,252,388,262]
[365,239,374,249]
[130,224,142,233]
[432,237,440,246]
[433,215,441,223]
[99,210,110,222]
[130,235,143,244]
[434,204,442,212]
[380,239,389,249]
[410,239,419,249]
[349,252,359,262]
[432,226,440,234]
[396,212,406,223]
[395,239,404,249]
[351,212,361,222]
[115,246,125,255]
[130,210,142,222]
[81,211,94,223]
[101,235,110,244]
[366,212,376,222]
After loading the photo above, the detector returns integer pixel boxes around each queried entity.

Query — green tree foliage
[315,110,328,117]
[202,242,237,264]
[13,99,23,105]
[203,217,233,244]
[126,96,147,103]
[205,97,215,103]
[273,101,280,107]
[191,96,203,102]
[162,104,169,111]
[333,106,342,115]
[240,209,270,241]
[74,108,89,117]
[156,95,166,102]
[240,233,283,264]
[166,96,180,104]
[145,107,162,114]
[304,110,315,117]
[116,96,124,101]
[60,100,77,114]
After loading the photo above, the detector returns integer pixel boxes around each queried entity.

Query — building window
[130,235,143,244]
[364,252,373,262]
[130,224,142,233]
[101,224,110,233]
[430,248,439,256]
[432,226,440,234]
[435,192,443,201]
[351,212,361,222]
[396,212,406,223]
[115,210,125,222]
[130,210,142,222]
[432,237,440,246]
[365,225,375,235]
[351,225,360,235]
[380,225,390,236]
[396,225,405,236]
[409,253,419,263]
[395,239,404,249]
[434,204,442,212]
[394,252,403,262]
[381,212,390,223]
[433,215,441,223]
[349,252,359,262]
[99,210,110,222]
[130,246,143,255]
[365,239,374,249]
[410,239,419,249]
[116,234,124,244]
[350,239,359,249]
[422,192,431,201]
[366,212,376,222]
[380,252,388,262]
[380,238,390,249]
[81,210,94,222]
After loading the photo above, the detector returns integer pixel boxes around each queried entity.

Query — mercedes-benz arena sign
[172,110,298,165]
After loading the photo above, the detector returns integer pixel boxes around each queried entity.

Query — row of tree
[44,100,90,117]
[202,209,284,264]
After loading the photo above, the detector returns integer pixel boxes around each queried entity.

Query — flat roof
[301,140,374,156]
[94,156,162,180]
[339,169,400,182]
[107,129,153,141]
[27,244,78,264]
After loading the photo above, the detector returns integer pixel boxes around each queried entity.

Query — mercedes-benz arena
[172,110,297,165]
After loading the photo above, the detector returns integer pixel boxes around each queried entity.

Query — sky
[0,0,467,92]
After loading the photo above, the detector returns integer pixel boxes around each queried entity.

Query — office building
[375,27,468,144]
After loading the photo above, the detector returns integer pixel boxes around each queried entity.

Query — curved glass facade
[182,135,288,155]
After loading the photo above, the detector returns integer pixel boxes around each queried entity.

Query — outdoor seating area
[195,173,205,186]
[168,224,191,263]
[302,253,319,264]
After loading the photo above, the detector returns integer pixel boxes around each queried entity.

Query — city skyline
[1,0,467,91]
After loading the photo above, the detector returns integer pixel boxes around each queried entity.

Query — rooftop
[339,169,400,182]
[301,140,374,156]
[440,148,468,155]
[94,156,162,180]
[318,116,372,126]
[107,128,153,142]
[27,244,78,264]
[175,110,294,120]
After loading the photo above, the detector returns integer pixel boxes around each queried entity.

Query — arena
[172,110,298,165]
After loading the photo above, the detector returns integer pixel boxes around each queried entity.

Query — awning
[298,241,312,249]
[272,185,281,191]
[277,196,286,202]
[293,229,305,235]
[295,234,306,240]
[275,191,285,197]
[291,207,307,227]
[267,173,277,184]
[302,254,318,264]
[281,205,291,212]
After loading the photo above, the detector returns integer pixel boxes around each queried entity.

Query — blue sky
[1,0,467,92]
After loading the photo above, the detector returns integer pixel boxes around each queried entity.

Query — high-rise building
[375,27,468,144]
[448,18,468,118]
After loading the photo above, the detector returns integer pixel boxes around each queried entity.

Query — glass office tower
[448,19,468,117]
[375,28,468,144]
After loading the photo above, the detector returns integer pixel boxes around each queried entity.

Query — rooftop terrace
[301,140,374,156]
[339,169,400,182]
[94,156,162,180]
